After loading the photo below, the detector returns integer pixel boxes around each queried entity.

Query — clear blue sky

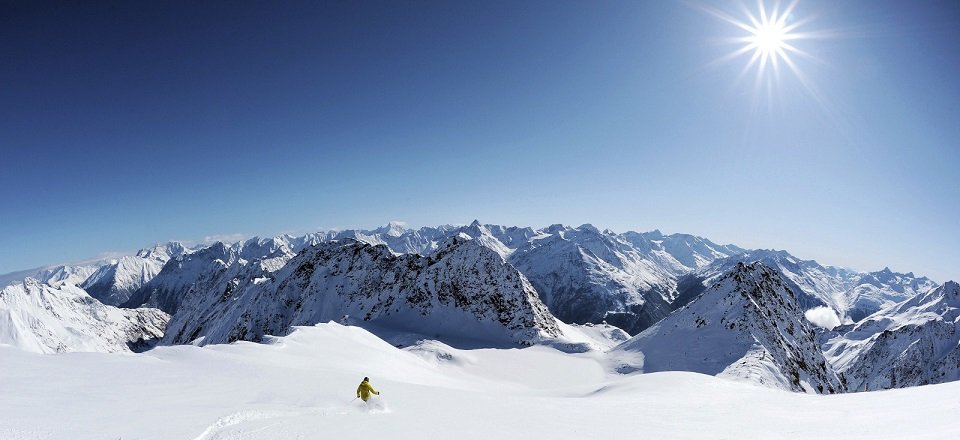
[1,1,958,282]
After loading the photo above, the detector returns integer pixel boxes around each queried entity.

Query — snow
[1,321,957,439]
[0,279,168,353]
[80,255,168,305]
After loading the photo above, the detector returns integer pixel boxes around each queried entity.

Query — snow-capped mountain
[123,238,296,313]
[307,221,745,335]
[310,224,939,332]
[845,268,938,322]
[506,224,678,334]
[621,229,746,275]
[674,251,833,315]
[823,281,960,391]
[0,262,108,289]
[689,250,938,325]
[705,250,855,311]
[80,242,190,306]
[162,233,562,347]
[322,222,460,255]
[2,219,949,398]
[0,278,168,353]
[615,262,844,393]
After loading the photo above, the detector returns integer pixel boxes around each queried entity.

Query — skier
[356,377,380,402]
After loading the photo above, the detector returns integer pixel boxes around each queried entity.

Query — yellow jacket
[357,380,379,401]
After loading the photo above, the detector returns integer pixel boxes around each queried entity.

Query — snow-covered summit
[373,221,409,237]
[615,262,844,393]
[135,241,190,261]
[81,241,192,306]
[0,262,107,289]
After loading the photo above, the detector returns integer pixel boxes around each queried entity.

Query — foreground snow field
[1,323,957,440]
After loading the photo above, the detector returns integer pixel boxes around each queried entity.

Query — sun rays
[703,0,833,107]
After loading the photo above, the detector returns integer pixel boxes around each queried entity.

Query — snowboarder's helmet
[363,377,369,381]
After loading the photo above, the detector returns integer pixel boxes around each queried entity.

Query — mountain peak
[545,223,566,234]
[373,221,408,237]
[577,223,599,233]
[617,262,843,393]
[136,241,188,261]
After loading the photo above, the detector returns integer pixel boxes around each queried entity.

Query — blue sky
[1,0,958,282]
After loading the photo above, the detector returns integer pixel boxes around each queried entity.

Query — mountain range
[0,221,951,393]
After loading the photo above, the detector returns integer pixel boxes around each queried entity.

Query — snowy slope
[80,242,189,306]
[2,322,958,440]
[0,278,168,353]
[162,233,562,347]
[616,262,844,393]
[823,281,960,391]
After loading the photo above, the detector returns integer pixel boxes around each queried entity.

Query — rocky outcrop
[161,233,562,347]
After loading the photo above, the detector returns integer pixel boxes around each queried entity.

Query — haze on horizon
[1,0,958,282]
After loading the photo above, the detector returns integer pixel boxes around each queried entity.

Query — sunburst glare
[704,0,831,103]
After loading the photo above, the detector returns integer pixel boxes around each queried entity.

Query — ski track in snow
[192,401,388,440]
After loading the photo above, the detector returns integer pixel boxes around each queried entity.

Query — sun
[749,21,788,55]
[703,0,826,92]
[736,1,803,80]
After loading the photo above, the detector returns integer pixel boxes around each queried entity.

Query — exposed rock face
[615,262,844,394]
[161,233,562,347]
